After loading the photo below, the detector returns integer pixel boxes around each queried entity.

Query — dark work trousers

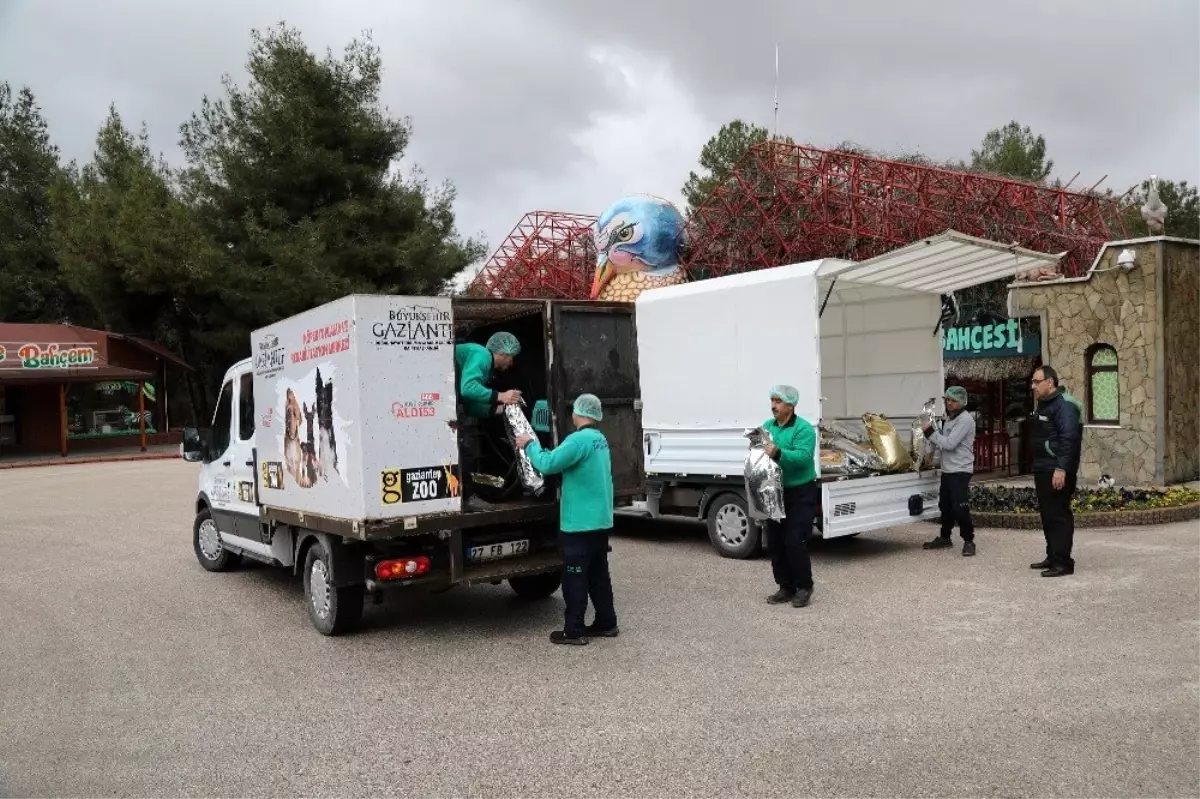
[1034,470,1077,568]
[767,481,819,592]
[560,530,617,638]
[938,471,975,541]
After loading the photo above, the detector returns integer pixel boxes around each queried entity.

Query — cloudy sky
[2,0,1197,284]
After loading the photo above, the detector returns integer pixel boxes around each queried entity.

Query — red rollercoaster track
[468,142,1128,298]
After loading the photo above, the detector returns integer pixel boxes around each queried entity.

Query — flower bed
[966,485,1200,529]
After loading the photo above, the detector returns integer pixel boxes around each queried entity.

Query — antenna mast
[773,43,779,140]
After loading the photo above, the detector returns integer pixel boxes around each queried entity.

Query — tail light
[374,556,431,580]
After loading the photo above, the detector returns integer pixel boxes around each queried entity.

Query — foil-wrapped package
[910,398,938,473]
[862,413,912,473]
[503,403,545,497]
[743,427,786,521]
[820,427,886,475]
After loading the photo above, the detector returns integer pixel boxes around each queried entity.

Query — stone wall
[1164,241,1200,483]
[1010,241,1160,485]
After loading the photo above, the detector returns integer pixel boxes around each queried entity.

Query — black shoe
[1041,565,1074,578]
[1030,559,1052,570]
[962,541,976,557]
[923,537,953,550]
[791,588,813,608]
[584,623,619,638]
[767,588,796,604]
[550,631,589,645]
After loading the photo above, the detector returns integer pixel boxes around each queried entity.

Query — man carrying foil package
[515,394,618,645]
[920,386,977,557]
[454,332,523,511]
[762,384,819,609]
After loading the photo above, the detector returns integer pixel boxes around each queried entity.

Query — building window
[1086,344,1119,424]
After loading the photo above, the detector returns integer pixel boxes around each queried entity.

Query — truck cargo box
[252,295,462,522]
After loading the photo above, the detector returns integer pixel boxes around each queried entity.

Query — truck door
[206,367,261,543]
[549,302,643,499]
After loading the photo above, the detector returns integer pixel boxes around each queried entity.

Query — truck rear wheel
[706,493,761,559]
[509,571,562,599]
[303,539,364,636]
[194,507,242,572]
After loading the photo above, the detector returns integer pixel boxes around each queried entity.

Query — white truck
[628,256,950,557]
[182,295,642,635]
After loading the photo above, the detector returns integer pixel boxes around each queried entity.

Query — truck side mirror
[181,427,206,463]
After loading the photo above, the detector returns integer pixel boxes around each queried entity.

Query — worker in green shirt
[454,332,523,418]
[515,394,617,646]
[761,384,819,608]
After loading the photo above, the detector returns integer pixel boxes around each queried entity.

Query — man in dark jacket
[1029,365,1084,577]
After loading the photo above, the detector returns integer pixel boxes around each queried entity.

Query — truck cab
[183,296,641,636]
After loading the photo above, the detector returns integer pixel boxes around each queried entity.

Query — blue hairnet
[486,331,521,356]
[770,384,799,406]
[572,393,603,421]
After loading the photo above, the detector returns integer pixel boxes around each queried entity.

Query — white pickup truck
[626,233,1058,558]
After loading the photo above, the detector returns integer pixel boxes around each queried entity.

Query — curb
[970,502,1200,529]
[0,452,181,471]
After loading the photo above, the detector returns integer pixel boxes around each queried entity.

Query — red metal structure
[469,142,1128,298]
[467,211,597,298]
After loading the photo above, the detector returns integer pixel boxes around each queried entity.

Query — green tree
[179,24,483,383]
[682,120,794,211]
[50,108,219,420]
[0,84,80,323]
[1122,178,1199,240]
[969,121,1054,183]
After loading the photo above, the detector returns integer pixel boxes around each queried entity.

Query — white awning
[816,230,1065,294]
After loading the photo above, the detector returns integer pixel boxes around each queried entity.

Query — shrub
[969,485,1200,514]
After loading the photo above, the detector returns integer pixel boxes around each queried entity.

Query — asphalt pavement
[1,460,1197,798]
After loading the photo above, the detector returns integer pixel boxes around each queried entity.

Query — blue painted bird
[590,194,688,301]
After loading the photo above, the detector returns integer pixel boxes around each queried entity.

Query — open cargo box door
[549,302,643,500]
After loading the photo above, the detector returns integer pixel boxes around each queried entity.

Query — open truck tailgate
[821,471,940,539]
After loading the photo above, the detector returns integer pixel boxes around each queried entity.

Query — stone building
[1007,237,1198,486]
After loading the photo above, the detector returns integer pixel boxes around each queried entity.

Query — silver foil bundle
[503,403,545,497]
[743,427,786,521]
[910,398,938,473]
[819,431,887,476]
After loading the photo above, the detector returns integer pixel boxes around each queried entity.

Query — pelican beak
[590,259,613,300]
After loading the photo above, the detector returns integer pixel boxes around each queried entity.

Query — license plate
[466,539,530,564]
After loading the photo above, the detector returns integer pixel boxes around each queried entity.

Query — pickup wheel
[303,539,364,636]
[706,493,761,559]
[508,571,562,599]
[193,507,242,572]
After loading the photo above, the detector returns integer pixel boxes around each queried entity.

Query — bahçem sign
[942,318,1041,360]
[0,343,99,370]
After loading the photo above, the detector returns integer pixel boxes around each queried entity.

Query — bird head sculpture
[590,195,688,302]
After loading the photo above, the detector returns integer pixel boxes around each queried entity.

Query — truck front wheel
[303,540,364,636]
[194,507,242,572]
[706,493,761,559]
[509,571,562,599]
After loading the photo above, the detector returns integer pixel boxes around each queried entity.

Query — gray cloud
[2,0,1196,278]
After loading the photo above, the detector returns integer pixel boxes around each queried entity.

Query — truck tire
[303,539,364,636]
[194,507,242,572]
[508,571,562,599]
[706,493,761,559]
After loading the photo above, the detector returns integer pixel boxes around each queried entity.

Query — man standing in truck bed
[454,332,523,418]
[921,386,977,557]
[516,394,618,646]
[455,332,525,512]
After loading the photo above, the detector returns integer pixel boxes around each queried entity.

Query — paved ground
[1,461,1197,798]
